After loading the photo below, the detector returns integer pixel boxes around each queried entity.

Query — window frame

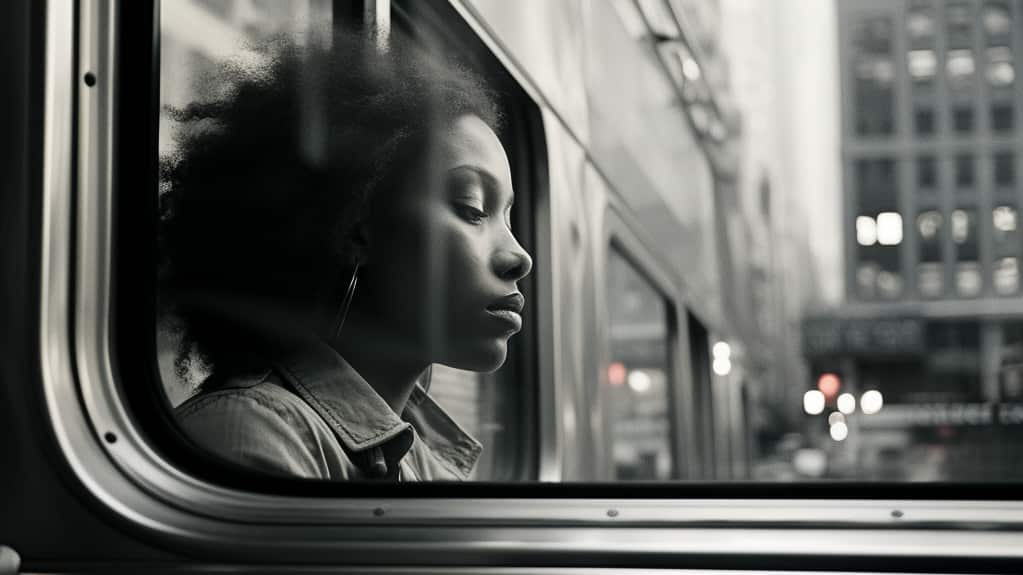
[35,0,1023,567]
[599,208,689,481]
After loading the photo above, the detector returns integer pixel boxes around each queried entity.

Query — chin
[446,338,509,373]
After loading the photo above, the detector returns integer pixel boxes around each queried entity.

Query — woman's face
[357,114,533,372]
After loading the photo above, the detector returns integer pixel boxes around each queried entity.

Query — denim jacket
[175,340,482,480]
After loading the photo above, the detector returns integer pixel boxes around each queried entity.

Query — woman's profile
[160,30,532,481]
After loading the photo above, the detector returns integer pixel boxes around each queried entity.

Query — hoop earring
[332,262,360,340]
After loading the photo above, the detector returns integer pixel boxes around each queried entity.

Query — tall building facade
[805,0,1023,480]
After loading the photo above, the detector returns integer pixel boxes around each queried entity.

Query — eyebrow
[449,165,515,208]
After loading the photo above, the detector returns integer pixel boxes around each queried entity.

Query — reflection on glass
[605,248,674,480]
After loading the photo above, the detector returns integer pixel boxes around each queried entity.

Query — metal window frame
[35,0,1023,565]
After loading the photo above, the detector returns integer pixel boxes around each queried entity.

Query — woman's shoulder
[175,369,347,479]
[177,368,297,420]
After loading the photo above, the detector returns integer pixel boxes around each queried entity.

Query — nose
[492,234,533,283]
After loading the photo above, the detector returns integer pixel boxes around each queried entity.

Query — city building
[805,0,1023,480]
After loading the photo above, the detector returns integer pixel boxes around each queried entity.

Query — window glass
[994,152,1016,187]
[992,101,1015,132]
[952,104,974,134]
[604,247,675,480]
[852,17,895,136]
[955,154,975,189]
[916,155,937,189]
[133,0,1023,487]
[156,0,535,482]
[914,106,936,136]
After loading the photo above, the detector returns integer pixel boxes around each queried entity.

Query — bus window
[154,0,539,482]
[604,246,675,480]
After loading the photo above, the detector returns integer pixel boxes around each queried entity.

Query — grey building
[807,0,1023,480]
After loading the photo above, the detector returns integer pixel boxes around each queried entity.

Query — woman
[161,32,532,481]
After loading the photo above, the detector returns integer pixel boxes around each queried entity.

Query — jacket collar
[272,340,481,479]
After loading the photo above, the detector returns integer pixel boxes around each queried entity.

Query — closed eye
[454,203,488,225]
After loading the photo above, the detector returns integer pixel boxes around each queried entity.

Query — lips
[487,293,525,314]
[485,293,525,333]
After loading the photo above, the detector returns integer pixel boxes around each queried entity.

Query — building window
[987,46,1015,87]
[947,49,976,89]
[995,258,1020,295]
[993,205,1018,251]
[946,2,975,49]
[955,154,975,189]
[917,156,937,189]
[918,263,944,298]
[957,262,984,297]
[908,4,936,46]
[856,158,898,212]
[909,49,937,84]
[995,152,1016,187]
[856,261,904,300]
[915,107,936,136]
[983,1,1012,45]
[918,210,943,262]
[953,105,974,133]
[853,17,895,136]
[992,206,1019,296]
[992,102,1014,132]
[953,208,981,297]
[605,247,675,480]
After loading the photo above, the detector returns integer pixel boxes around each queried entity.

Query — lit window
[983,2,1012,40]
[917,263,944,298]
[947,50,976,87]
[995,257,1020,295]
[909,49,937,80]
[918,211,942,240]
[856,262,879,299]
[987,47,1015,87]
[877,270,903,300]
[918,210,943,264]
[856,215,877,246]
[952,210,971,243]
[994,206,1017,233]
[908,9,935,41]
[876,212,903,246]
[957,262,983,297]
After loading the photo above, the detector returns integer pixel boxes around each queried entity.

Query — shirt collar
[272,340,481,479]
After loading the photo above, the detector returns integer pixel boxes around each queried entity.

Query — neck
[329,310,429,415]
